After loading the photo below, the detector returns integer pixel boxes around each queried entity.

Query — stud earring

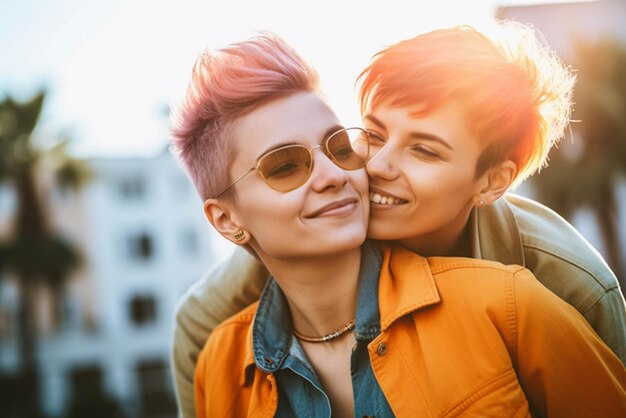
[233,230,246,242]
[478,200,485,206]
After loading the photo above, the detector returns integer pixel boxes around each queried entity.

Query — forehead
[232,92,340,162]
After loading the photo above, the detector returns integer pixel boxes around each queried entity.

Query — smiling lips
[306,192,404,218]
[306,197,359,218]
[369,192,406,206]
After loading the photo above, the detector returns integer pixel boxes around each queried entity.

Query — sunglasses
[213,127,371,198]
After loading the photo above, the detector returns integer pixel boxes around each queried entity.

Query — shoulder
[203,302,257,354]
[424,256,582,319]
[383,246,523,322]
[388,245,524,285]
[196,302,258,381]
[479,194,621,318]
[489,196,626,361]
[500,194,617,287]
[424,257,531,353]
[427,257,524,306]
[194,302,261,417]
[425,257,575,331]
[427,256,524,291]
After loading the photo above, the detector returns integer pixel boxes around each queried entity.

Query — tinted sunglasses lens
[258,146,312,192]
[327,128,369,169]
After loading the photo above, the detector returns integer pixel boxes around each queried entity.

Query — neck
[399,205,473,257]
[261,248,362,338]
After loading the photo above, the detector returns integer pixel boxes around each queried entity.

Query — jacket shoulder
[502,194,617,290]
[426,257,524,310]
[428,256,524,277]
[205,302,258,350]
[197,302,257,383]
[502,195,626,364]
[195,302,265,418]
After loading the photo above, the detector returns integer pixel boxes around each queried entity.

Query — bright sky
[0,0,572,158]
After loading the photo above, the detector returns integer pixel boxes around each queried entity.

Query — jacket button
[264,357,273,365]
[377,342,387,356]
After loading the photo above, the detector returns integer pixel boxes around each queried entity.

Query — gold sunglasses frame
[212,127,370,198]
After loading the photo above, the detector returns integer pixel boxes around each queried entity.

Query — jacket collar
[376,196,526,332]
[242,317,256,385]
[470,196,525,266]
[377,244,441,331]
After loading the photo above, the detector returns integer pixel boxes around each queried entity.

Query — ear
[474,160,517,207]
[203,198,251,245]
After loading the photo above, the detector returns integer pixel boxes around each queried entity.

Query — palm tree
[0,91,89,417]
[530,38,626,284]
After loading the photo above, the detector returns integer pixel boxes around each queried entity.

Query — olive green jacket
[171,194,626,418]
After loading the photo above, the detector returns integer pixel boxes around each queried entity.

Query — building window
[136,359,175,416]
[117,175,145,200]
[127,232,154,261]
[129,295,157,326]
[66,365,122,418]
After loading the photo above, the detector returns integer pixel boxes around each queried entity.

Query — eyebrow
[364,114,454,151]
[256,124,344,159]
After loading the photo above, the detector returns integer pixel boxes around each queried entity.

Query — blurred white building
[0,150,231,417]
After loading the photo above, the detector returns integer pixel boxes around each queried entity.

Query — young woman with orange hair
[172,24,626,418]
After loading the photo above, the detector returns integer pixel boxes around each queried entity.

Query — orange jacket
[194,245,626,417]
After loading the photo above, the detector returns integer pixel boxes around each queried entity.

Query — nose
[366,143,400,180]
[309,147,348,192]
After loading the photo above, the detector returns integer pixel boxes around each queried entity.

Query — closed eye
[333,145,354,159]
[411,145,441,159]
[266,161,301,178]
[366,130,386,146]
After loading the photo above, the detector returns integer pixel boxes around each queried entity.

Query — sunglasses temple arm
[214,166,257,198]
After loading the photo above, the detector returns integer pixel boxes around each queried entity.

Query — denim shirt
[251,241,395,418]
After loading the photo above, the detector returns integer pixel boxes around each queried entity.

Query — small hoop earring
[233,230,246,242]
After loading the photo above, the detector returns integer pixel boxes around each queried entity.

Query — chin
[328,228,367,251]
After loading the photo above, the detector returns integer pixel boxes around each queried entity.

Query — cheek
[407,163,477,199]
[239,191,300,231]
[243,203,305,256]
[351,170,370,195]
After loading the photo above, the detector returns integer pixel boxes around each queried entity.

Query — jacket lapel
[371,245,441,416]
[378,245,441,331]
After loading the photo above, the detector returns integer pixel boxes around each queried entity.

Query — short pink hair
[357,22,575,185]
[171,33,319,199]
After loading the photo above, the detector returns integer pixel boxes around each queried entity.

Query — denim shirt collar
[354,242,383,340]
[252,241,383,373]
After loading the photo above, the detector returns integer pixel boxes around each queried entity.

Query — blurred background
[0,0,625,417]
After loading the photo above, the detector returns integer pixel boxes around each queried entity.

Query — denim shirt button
[377,342,387,356]
[264,356,273,365]
[361,416,375,418]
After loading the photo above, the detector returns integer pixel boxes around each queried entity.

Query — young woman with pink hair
[171,26,626,418]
